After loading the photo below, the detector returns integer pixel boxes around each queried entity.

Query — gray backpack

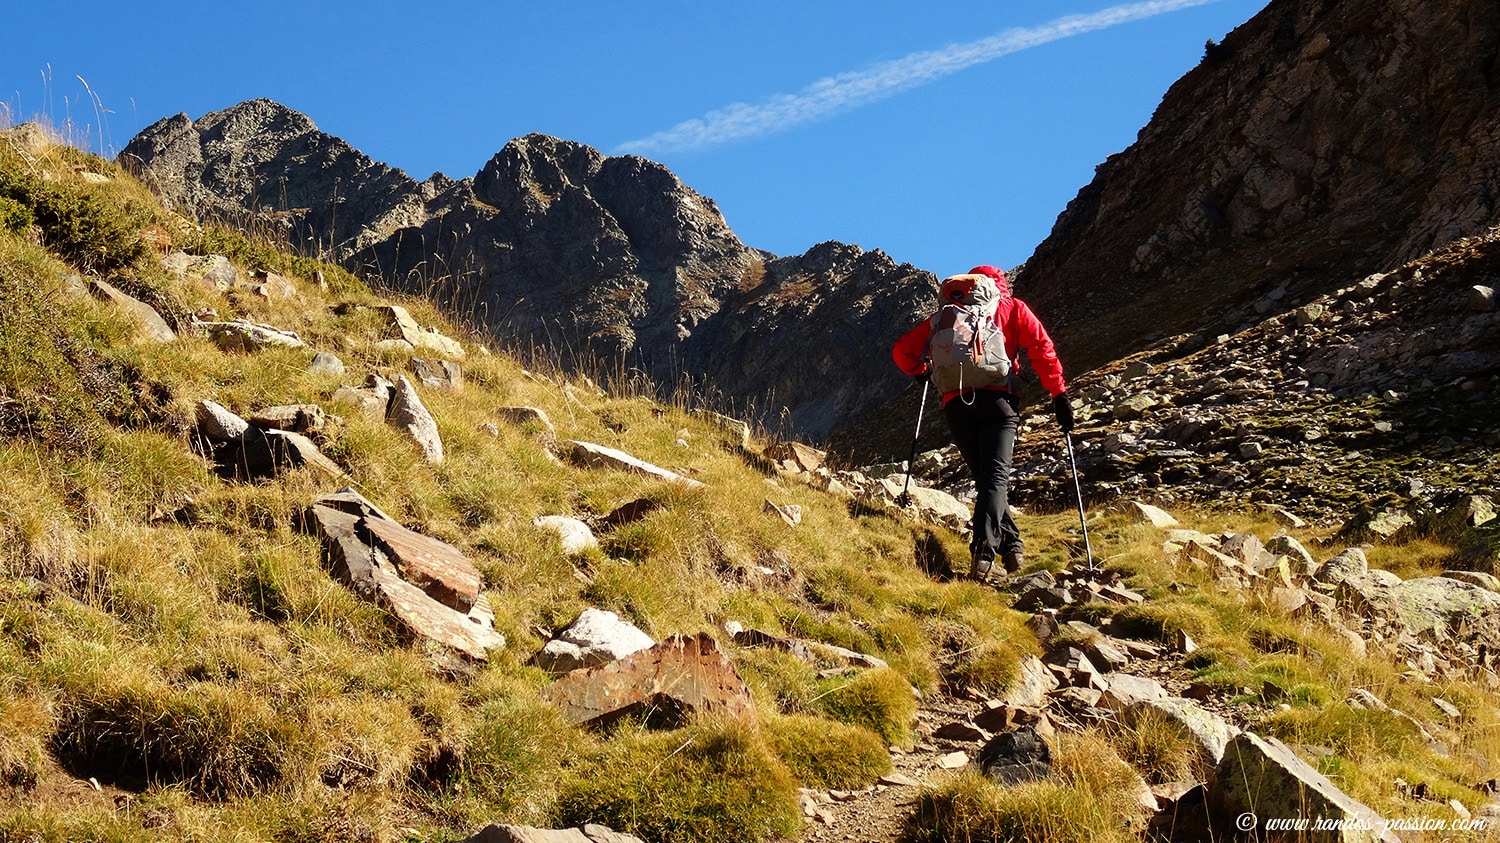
[924,273,1011,394]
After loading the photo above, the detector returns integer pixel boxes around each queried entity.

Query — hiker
[891,264,1072,581]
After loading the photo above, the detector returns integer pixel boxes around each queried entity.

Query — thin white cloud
[616,0,1220,156]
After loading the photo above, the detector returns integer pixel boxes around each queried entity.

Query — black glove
[914,370,930,384]
[1053,393,1074,432]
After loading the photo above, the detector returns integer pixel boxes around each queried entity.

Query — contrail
[616,0,1220,156]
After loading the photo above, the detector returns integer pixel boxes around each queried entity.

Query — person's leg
[999,395,1024,571]
[944,391,1015,580]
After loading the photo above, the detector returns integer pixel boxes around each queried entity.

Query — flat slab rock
[565,440,705,488]
[542,633,756,729]
[300,489,501,660]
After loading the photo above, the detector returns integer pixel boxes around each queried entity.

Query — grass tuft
[553,718,803,843]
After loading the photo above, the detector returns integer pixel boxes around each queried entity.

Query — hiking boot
[1001,547,1024,574]
[968,548,996,583]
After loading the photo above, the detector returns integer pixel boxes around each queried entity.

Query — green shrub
[0,148,152,274]
[0,195,32,233]
[554,719,802,843]
[813,667,916,749]
[762,713,890,789]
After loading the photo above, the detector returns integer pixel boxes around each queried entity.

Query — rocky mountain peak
[1024,0,1500,377]
[121,102,930,441]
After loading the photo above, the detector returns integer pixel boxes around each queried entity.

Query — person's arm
[1008,300,1066,396]
[892,319,933,377]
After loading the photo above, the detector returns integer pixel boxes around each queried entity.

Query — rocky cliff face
[1022,0,1500,377]
[120,101,932,440]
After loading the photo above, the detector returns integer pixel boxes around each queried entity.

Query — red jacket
[893,294,1067,404]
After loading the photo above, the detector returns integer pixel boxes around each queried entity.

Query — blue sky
[4,0,1267,277]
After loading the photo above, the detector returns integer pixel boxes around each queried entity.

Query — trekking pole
[895,377,930,508]
[1063,431,1095,571]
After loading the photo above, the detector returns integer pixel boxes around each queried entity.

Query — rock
[936,751,970,769]
[219,427,346,482]
[1266,535,1317,576]
[1116,500,1179,528]
[86,278,176,342]
[1263,505,1308,529]
[387,375,443,464]
[732,628,887,671]
[1175,629,1198,655]
[1389,576,1500,644]
[411,357,463,391]
[1313,548,1370,586]
[1341,508,1416,543]
[197,318,306,351]
[1239,441,1265,459]
[874,478,971,531]
[1470,285,1496,312]
[600,498,664,529]
[1099,673,1169,711]
[1113,394,1158,421]
[299,492,501,660]
[1120,697,1240,776]
[879,772,920,787]
[976,726,1052,785]
[1441,571,1500,592]
[533,608,655,674]
[533,515,599,556]
[934,721,988,743]
[1435,495,1497,531]
[248,403,328,435]
[373,305,466,358]
[566,440,704,489]
[496,406,556,433]
[1209,732,1399,843]
[1221,532,1277,571]
[541,633,757,728]
[1431,697,1462,721]
[331,374,394,417]
[1163,528,1218,553]
[763,500,803,527]
[195,399,249,443]
[1000,655,1061,708]
[463,824,645,843]
[161,252,236,292]
[246,269,296,300]
[692,411,752,450]
[1296,303,1326,327]
[764,441,827,474]
[307,351,346,374]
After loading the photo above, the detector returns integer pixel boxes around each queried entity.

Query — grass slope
[0,124,1494,843]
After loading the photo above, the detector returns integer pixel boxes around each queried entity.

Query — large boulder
[1389,576,1500,645]
[1209,732,1399,843]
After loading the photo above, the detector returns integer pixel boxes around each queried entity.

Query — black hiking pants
[943,389,1022,561]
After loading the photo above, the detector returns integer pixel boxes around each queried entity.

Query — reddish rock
[363,516,482,612]
[300,490,501,661]
[542,633,757,729]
